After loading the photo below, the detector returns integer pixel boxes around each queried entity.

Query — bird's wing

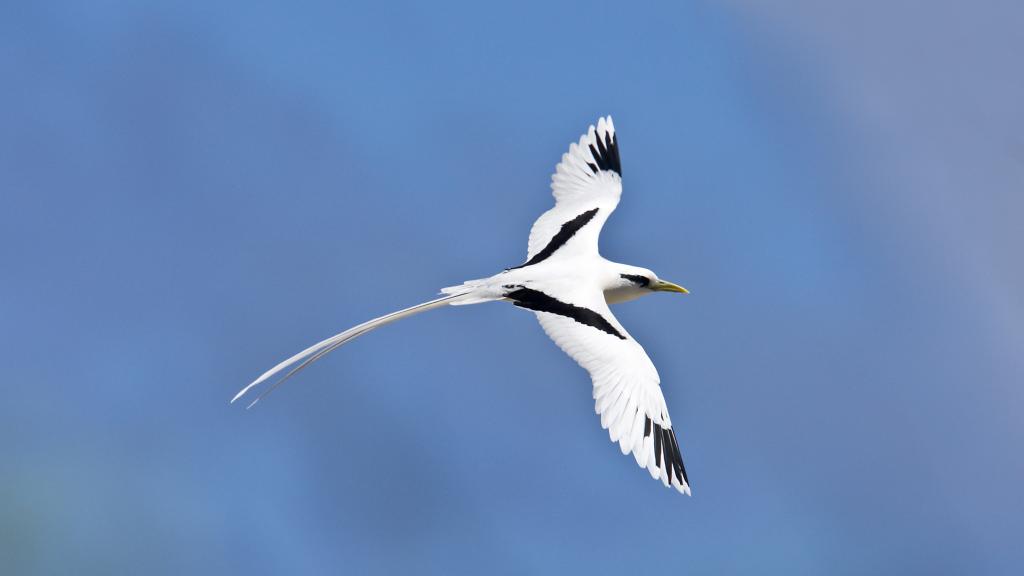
[508,282,690,494]
[520,117,623,266]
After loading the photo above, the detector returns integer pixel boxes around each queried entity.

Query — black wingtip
[653,423,664,468]
[587,126,621,176]
[666,427,689,487]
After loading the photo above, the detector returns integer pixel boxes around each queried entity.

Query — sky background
[2,1,1023,574]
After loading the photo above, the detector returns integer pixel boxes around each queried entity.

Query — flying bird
[233,117,693,494]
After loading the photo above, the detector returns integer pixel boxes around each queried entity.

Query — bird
[233,116,693,494]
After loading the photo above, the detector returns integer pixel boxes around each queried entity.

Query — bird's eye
[620,274,651,287]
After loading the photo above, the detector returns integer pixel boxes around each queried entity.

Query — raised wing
[519,117,623,267]
[506,283,691,494]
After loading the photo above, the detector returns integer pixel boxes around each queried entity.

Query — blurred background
[2,1,1022,574]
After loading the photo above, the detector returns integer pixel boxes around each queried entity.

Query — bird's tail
[440,277,508,305]
[233,290,484,408]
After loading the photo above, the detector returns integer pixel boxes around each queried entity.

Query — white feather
[234,116,691,495]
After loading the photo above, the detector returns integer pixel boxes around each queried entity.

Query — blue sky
[2,1,1022,574]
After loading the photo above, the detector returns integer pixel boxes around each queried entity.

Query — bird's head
[606,266,688,304]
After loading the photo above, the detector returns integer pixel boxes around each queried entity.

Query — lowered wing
[506,282,691,494]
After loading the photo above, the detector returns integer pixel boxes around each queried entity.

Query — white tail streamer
[233,292,471,408]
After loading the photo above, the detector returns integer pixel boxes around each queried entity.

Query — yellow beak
[653,280,689,294]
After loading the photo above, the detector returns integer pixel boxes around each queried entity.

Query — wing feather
[529,285,691,495]
[524,117,623,263]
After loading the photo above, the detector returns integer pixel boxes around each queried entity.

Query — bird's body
[234,117,693,495]
[440,256,647,305]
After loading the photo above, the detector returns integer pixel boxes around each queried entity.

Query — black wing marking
[651,422,689,487]
[504,286,626,340]
[510,208,599,270]
[667,427,689,486]
[587,129,621,175]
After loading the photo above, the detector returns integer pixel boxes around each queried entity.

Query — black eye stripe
[620,274,650,287]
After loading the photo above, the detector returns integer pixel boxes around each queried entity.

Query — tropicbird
[233,117,693,494]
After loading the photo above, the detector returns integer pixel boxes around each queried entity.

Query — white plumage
[528,117,622,260]
[234,116,692,495]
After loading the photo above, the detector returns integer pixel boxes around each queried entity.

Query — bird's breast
[603,285,647,305]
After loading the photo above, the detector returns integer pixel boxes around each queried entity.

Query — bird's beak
[653,280,689,294]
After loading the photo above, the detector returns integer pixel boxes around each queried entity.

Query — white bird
[233,117,693,494]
